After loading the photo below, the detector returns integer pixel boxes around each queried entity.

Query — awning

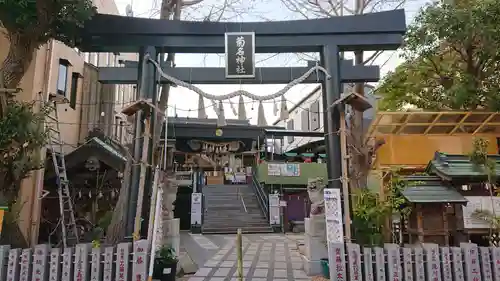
[401,176,467,203]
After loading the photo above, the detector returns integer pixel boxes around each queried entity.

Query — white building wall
[275,84,376,152]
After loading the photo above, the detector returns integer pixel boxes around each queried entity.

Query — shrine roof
[45,137,127,180]
[401,175,467,204]
[425,152,500,181]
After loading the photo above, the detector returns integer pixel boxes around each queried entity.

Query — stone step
[204,217,267,222]
[202,226,274,234]
[203,221,269,227]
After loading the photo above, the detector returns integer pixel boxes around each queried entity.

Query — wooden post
[133,117,151,241]
[443,204,449,245]
[417,204,424,243]
[339,111,352,241]
[236,228,243,281]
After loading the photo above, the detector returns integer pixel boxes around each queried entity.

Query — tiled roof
[401,175,467,203]
[426,151,500,181]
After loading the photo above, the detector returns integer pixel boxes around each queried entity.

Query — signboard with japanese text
[402,248,413,281]
[103,247,114,281]
[7,249,20,281]
[61,247,73,281]
[451,247,465,281]
[267,164,281,176]
[347,243,361,281]
[385,244,402,281]
[225,32,255,78]
[191,193,203,225]
[74,244,90,281]
[492,247,500,281]
[441,247,453,281]
[462,196,500,228]
[90,248,102,281]
[19,248,32,281]
[374,247,386,281]
[461,243,481,281]
[423,244,441,281]
[414,247,425,281]
[32,244,49,281]
[480,247,493,281]
[269,194,280,225]
[329,243,346,281]
[267,163,301,177]
[324,188,343,243]
[49,248,61,281]
[363,248,374,281]
[0,245,10,281]
[115,243,131,281]
[132,240,149,281]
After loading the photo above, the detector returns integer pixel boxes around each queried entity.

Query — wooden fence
[0,241,499,281]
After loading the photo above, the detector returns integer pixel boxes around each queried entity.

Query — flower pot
[320,258,329,278]
[153,259,178,281]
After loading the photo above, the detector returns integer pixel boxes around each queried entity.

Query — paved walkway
[183,234,309,281]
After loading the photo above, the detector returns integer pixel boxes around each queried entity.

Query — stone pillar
[160,172,180,256]
[302,215,327,276]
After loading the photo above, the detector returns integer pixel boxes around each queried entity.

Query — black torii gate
[79,9,405,239]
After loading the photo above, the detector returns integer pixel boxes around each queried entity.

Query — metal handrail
[240,193,248,213]
[251,171,269,221]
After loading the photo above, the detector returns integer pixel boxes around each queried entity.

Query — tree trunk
[104,150,132,244]
[349,50,368,190]
[0,33,36,90]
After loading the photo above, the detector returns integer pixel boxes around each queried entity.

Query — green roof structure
[401,175,467,204]
[426,151,500,181]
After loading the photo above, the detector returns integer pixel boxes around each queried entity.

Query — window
[69,72,80,109]
[310,101,320,130]
[114,116,120,139]
[84,53,90,63]
[56,59,70,96]
[287,120,294,144]
[119,121,125,141]
[301,110,310,131]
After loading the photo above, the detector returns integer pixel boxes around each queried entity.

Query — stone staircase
[202,184,273,234]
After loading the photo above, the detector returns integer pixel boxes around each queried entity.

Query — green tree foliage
[0,0,96,89]
[377,0,500,111]
[352,168,410,245]
[0,101,49,201]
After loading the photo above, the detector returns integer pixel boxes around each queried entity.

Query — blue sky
[113,0,430,123]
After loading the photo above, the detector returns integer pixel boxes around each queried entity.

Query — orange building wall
[376,135,498,167]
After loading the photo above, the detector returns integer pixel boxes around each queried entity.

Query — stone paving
[185,234,309,281]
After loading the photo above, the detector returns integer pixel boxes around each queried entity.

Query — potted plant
[153,245,178,281]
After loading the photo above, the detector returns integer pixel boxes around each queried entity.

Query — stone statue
[303,177,327,274]
[307,177,325,215]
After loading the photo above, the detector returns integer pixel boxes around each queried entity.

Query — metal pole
[320,44,343,191]
[147,186,163,281]
[236,228,243,281]
[134,118,151,241]
[147,166,160,242]
[125,46,157,239]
